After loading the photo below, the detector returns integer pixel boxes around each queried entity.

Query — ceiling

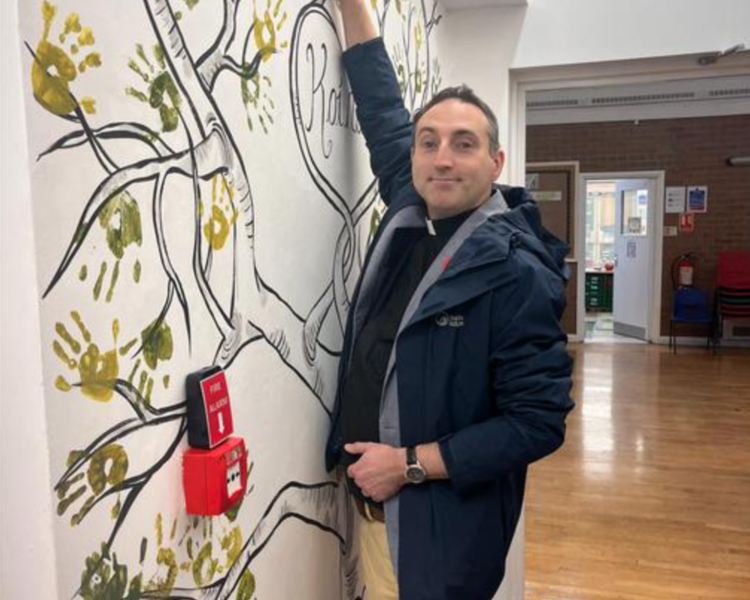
[440,0,528,11]
[526,75,750,125]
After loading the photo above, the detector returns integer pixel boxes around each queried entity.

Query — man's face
[412,99,505,219]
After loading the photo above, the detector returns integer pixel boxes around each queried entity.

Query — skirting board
[657,336,750,348]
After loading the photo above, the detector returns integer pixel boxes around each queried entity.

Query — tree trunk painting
[18,0,442,598]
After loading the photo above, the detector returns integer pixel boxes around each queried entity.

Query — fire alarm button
[182,437,247,515]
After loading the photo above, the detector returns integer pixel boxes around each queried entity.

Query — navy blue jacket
[326,38,574,600]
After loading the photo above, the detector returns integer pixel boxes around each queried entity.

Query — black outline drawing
[26,0,442,598]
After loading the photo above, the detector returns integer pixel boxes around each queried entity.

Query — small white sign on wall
[665,186,686,213]
[526,173,540,190]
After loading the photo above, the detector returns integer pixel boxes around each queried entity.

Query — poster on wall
[687,185,708,213]
[665,186,686,214]
[17,1,444,598]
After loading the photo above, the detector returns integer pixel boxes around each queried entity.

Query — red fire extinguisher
[671,253,695,288]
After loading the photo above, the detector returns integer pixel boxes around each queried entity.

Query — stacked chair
[714,250,750,350]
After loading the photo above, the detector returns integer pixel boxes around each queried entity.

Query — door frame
[578,172,665,342]
[526,161,581,340]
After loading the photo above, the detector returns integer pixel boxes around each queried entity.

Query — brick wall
[528,115,750,338]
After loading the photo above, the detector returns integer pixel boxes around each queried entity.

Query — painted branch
[145,0,343,407]
[303,182,380,362]
[43,131,225,298]
[212,481,352,600]
[196,0,241,88]
[38,121,174,161]
[55,411,184,495]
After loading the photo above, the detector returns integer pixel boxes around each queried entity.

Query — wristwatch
[405,446,427,484]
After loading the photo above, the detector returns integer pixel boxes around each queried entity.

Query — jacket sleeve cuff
[342,37,403,110]
[437,434,471,491]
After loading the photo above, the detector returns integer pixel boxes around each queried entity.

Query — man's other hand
[345,442,406,502]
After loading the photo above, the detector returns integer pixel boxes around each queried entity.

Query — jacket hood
[496,184,570,279]
[442,185,570,282]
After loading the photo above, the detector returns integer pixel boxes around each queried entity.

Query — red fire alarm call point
[183,366,247,516]
[183,436,247,516]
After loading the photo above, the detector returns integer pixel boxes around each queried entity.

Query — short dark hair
[413,85,501,156]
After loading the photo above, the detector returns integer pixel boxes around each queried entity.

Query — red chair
[718,250,750,289]
[714,250,750,346]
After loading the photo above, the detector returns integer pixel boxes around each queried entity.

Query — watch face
[406,465,427,484]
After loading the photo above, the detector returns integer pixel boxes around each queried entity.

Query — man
[325,2,574,599]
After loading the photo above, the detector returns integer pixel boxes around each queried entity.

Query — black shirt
[339,209,474,506]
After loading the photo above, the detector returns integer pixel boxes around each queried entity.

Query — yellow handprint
[201,176,238,251]
[31,1,101,116]
[54,311,120,402]
[242,0,289,134]
[53,310,171,406]
[253,0,289,62]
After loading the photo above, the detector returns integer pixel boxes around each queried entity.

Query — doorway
[580,172,664,343]
[509,51,749,345]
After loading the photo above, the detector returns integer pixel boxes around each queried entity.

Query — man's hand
[334,0,378,49]
[345,442,406,502]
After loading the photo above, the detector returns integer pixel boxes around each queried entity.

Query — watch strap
[406,445,419,466]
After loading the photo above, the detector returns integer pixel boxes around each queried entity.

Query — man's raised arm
[338,0,378,48]
[335,0,414,206]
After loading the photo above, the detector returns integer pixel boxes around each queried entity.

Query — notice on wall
[680,213,696,233]
[534,190,563,202]
[665,186,686,213]
[687,186,708,213]
[627,240,637,258]
[526,173,540,191]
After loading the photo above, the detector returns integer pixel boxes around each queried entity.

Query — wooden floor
[525,343,750,600]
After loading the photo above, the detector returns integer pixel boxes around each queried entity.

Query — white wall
[0,1,59,598]
[437,4,528,183]
[513,0,750,69]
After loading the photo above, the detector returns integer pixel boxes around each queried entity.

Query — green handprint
[77,191,143,303]
[57,443,129,526]
[125,42,182,133]
[79,544,142,600]
[126,317,174,405]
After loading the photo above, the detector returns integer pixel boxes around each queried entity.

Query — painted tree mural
[21,0,442,598]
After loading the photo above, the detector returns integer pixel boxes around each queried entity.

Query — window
[621,189,648,237]
[585,181,616,270]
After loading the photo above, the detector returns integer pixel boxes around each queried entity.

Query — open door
[526,162,579,338]
[613,178,655,340]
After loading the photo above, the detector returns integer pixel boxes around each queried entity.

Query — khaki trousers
[357,512,399,600]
